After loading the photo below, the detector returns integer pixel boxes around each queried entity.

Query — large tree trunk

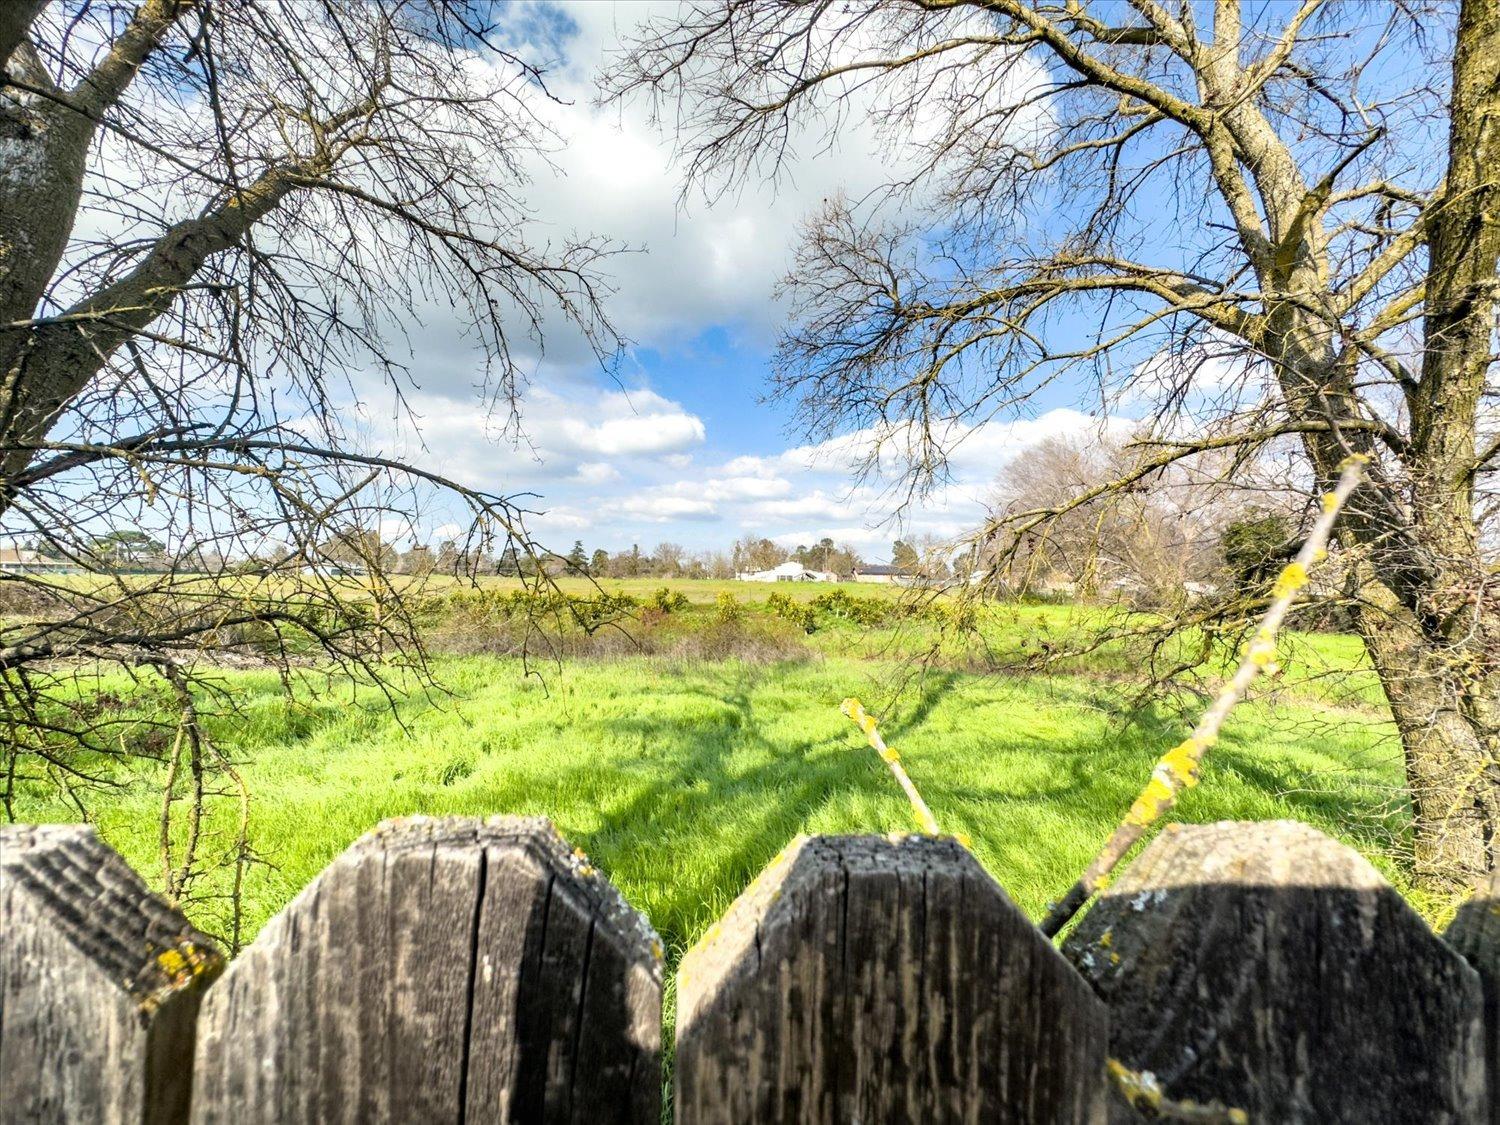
[0,0,193,496]
[1352,564,1500,885]
[1375,0,1500,885]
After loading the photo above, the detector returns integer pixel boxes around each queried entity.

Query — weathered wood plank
[1065,820,1486,1124]
[0,823,223,1124]
[190,815,661,1124]
[1445,867,1500,1123]
[675,833,1108,1124]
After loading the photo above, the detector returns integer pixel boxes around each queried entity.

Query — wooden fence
[1,814,1493,1123]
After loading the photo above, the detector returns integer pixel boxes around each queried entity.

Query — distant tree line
[34,527,962,582]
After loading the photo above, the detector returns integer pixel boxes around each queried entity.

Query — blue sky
[356,1,1122,562]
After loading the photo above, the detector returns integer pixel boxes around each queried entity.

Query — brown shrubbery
[420,587,814,664]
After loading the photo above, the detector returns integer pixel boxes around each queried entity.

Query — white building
[852,565,916,585]
[0,548,80,574]
[736,562,838,583]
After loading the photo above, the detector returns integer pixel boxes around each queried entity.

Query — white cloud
[354,380,714,517]
[768,525,898,551]
[314,7,1100,559]
[470,0,1028,363]
[747,493,852,521]
[563,411,705,456]
[619,495,720,522]
[702,476,793,501]
[532,507,593,532]
[574,462,622,485]
[720,454,777,476]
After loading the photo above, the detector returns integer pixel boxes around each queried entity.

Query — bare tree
[1,0,616,925]
[610,0,1500,883]
[651,540,687,574]
[732,535,790,572]
[992,432,1245,604]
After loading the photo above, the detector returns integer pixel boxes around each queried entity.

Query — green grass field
[13,631,1420,958]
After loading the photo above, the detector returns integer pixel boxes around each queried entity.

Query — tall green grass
[12,651,1413,954]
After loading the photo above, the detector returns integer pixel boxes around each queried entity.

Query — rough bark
[1,162,299,487]
[1317,0,1500,884]
[0,0,194,490]
[1201,0,1500,882]
[0,1,46,72]
[1353,566,1500,884]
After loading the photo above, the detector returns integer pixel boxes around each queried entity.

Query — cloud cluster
[527,402,1118,558]
[329,4,1125,558]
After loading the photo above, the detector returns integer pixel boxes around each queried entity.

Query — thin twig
[1039,455,1367,937]
[841,697,943,835]
[1108,1058,1249,1123]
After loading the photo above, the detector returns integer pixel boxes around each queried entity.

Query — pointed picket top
[1067,820,1486,1123]
[191,815,661,1124]
[677,832,1108,1123]
[1,823,223,1123]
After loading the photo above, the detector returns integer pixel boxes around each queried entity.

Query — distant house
[0,548,80,574]
[1035,571,1078,596]
[300,562,368,578]
[852,564,916,586]
[736,562,838,583]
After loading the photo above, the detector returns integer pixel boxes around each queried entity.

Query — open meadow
[10,578,1431,968]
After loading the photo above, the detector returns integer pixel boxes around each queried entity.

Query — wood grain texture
[1446,868,1500,1123]
[1065,820,1486,1124]
[675,833,1108,1124]
[189,815,661,1124]
[0,823,223,1124]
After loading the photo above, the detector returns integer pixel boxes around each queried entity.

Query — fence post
[0,823,223,1124]
[190,815,662,1124]
[1064,819,1486,1123]
[1445,868,1499,1121]
[674,833,1108,1123]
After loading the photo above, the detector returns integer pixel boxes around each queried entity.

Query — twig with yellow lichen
[840,697,943,835]
[1108,1059,1249,1123]
[1039,455,1367,938]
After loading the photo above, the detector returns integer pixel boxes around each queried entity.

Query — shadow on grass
[61,655,1411,955]
[443,664,1409,955]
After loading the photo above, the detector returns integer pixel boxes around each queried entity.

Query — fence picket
[4,814,1485,1122]
[1064,819,1486,1123]
[188,816,661,1124]
[1445,867,1499,1121]
[0,823,223,1124]
[673,833,1108,1124]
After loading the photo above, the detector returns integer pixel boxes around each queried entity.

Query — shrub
[810,588,892,626]
[768,591,816,636]
[765,589,817,633]
[714,591,741,623]
[941,600,979,632]
[765,590,797,617]
[650,586,690,613]
[415,586,642,654]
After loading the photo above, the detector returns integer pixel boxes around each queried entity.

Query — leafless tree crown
[1,0,621,928]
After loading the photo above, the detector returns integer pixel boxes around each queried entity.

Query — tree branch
[0,0,47,71]
[72,0,194,117]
